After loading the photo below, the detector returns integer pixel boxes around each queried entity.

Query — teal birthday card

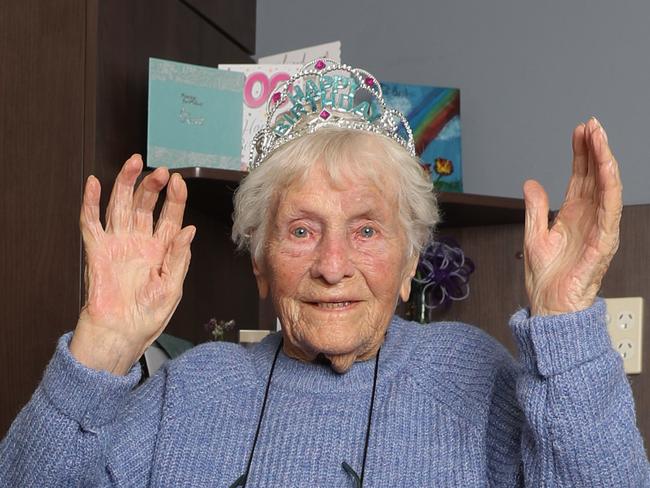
[147,58,245,170]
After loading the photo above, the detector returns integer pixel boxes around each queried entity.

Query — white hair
[232,128,439,262]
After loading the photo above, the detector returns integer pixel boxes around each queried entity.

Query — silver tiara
[249,58,416,170]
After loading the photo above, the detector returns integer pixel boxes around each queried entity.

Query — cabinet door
[84,0,259,346]
[183,0,256,54]
[87,0,255,182]
[0,0,86,436]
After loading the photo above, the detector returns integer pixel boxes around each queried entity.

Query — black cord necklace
[229,339,381,488]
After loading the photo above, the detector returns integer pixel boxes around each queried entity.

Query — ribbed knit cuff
[510,299,613,377]
[41,332,141,431]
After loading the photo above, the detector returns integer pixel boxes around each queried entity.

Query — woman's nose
[310,233,354,284]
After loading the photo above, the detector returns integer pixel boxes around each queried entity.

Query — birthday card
[147,58,245,170]
[382,82,462,192]
[257,41,341,64]
[217,64,301,171]
[221,42,342,171]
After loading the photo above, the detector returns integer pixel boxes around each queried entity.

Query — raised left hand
[523,117,622,316]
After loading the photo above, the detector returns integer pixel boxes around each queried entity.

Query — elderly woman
[1,59,649,487]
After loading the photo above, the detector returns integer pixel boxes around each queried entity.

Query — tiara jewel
[249,58,416,170]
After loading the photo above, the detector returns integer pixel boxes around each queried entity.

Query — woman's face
[253,161,418,373]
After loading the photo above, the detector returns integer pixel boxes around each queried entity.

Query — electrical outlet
[605,297,644,374]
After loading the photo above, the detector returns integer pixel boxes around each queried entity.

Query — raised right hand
[70,155,195,375]
[522,118,621,317]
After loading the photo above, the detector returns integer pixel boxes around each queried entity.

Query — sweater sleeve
[0,333,167,487]
[510,299,650,487]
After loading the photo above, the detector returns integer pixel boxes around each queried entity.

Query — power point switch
[605,297,644,374]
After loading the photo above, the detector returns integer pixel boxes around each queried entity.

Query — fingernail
[85,175,95,190]
[129,155,142,170]
[600,126,608,143]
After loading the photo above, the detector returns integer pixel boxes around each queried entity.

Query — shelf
[170,166,247,182]
[436,192,525,228]
[160,167,526,228]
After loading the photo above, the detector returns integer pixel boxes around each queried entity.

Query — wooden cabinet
[2,0,648,451]
[0,0,255,436]
[0,1,529,437]
[182,0,256,53]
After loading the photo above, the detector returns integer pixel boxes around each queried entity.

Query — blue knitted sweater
[1,301,649,486]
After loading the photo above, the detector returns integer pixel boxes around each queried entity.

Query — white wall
[257,0,650,207]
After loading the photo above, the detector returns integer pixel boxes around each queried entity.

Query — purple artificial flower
[412,236,475,315]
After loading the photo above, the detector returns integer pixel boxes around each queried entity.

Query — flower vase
[405,284,429,324]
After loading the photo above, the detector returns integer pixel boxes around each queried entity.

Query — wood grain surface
[0,0,255,437]
[0,0,86,437]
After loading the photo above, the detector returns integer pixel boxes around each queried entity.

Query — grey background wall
[256,0,650,208]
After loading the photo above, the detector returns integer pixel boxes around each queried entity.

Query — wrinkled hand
[70,155,195,374]
[523,118,622,316]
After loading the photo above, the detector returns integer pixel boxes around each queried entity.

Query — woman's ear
[399,252,419,302]
[252,256,269,299]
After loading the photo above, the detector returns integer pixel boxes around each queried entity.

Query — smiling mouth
[307,301,359,310]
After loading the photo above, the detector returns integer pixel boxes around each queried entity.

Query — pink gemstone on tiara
[365,76,375,87]
[271,92,281,103]
[319,109,331,120]
[315,59,326,70]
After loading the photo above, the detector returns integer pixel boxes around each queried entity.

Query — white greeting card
[218,64,301,170]
[257,41,341,64]
[221,42,342,170]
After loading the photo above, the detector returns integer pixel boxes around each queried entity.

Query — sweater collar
[249,316,415,393]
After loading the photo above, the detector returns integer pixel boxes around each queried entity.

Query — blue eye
[292,227,308,238]
[360,226,376,238]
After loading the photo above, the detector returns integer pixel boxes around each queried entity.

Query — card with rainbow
[382,82,462,192]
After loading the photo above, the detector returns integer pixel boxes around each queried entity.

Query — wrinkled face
[253,161,418,373]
